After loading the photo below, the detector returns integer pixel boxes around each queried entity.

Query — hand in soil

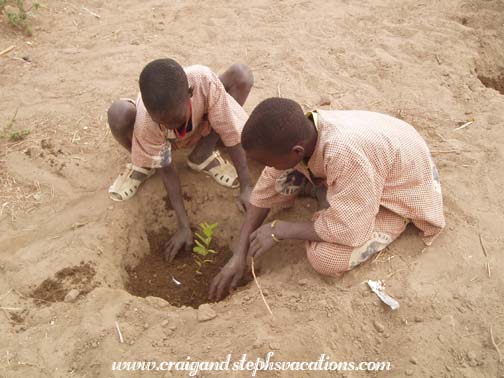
[163,227,194,262]
[209,255,245,301]
[248,222,277,260]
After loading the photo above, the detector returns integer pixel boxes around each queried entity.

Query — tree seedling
[192,222,219,275]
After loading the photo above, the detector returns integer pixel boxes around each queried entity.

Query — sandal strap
[127,163,153,176]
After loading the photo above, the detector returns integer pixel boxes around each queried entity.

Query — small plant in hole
[192,222,219,274]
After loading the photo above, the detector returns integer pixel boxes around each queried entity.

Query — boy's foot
[300,180,329,209]
[187,151,239,188]
[108,163,155,201]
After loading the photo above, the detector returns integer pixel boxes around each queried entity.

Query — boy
[209,97,445,300]
[107,59,254,261]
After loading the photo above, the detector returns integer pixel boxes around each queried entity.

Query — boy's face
[150,99,191,130]
[247,146,304,170]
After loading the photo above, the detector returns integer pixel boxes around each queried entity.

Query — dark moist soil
[31,262,96,305]
[478,74,504,95]
[125,229,234,308]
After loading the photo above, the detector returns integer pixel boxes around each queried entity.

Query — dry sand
[1,0,504,377]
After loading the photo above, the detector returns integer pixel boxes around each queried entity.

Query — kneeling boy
[210,97,445,300]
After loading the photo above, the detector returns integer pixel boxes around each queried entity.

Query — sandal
[108,163,155,201]
[187,151,239,189]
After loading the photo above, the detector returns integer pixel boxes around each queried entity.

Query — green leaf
[194,232,205,242]
[203,259,213,264]
[193,246,207,256]
[194,239,205,248]
[207,249,218,254]
[194,260,202,267]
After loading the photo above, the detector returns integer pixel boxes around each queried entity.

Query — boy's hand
[248,223,277,260]
[163,227,193,262]
[237,185,253,213]
[209,255,246,301]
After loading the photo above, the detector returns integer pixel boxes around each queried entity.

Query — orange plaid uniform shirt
[131,65,248,169]
[250,110,446,247]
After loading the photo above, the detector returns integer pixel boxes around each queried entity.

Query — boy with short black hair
[108,58,254,261]
[210,97,445,300]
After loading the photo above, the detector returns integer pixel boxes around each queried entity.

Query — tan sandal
[187,151,239,189]
[108,163,155,201]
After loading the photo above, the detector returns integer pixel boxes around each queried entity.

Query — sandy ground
[1,0,504,377]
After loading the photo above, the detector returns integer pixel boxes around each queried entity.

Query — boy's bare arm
[209,204,269,301]
[158,164,193,262]
[226,143,253,209]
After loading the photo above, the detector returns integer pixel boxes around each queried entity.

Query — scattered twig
[430,150,461,155]
[435,55,442,65]
[10,56,31,64]
[372,248,387,263]
[386,268,406,279]
[486,262,491,278]
[115,321,124,343]
[0,307,22,311]
[462,332,481,337]
[0,45,16,57]
[71,222,88,230]
[82,7,101,19]
[71,130,80,144]
[454,120,474,131]
[490,326,502,362]
[479,233,489,257]
[250,258,273,316]
[277,84,281,97]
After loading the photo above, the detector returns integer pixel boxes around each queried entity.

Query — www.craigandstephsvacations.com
[111,352,392,376]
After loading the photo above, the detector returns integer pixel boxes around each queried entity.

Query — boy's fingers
[208,276,219,300]
[235,199,245,213]
[249,240,261,259]
[249,230,257,242]
[230,273,241,290]
[216,275,233,301]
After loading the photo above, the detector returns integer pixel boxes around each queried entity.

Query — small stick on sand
[0,307,22,311]
[0,45,15,57]
[490,326,502,362]
[430,150,461,155]
[435,55,442,65]
[115,321,124,343]
[277,84,281,97]
[251,258,273,316]
[372,248,386,263]
[479,233,489,257]
[486,262,491,278]
[82,7,101,19]
[454,120,474,131]
[386,268,406,279]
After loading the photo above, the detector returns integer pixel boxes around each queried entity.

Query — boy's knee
[229,64,254,90]
[306,241,349,277]
[107,100,136,133]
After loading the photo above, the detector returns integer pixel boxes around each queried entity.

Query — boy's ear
[292,145,305,157]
